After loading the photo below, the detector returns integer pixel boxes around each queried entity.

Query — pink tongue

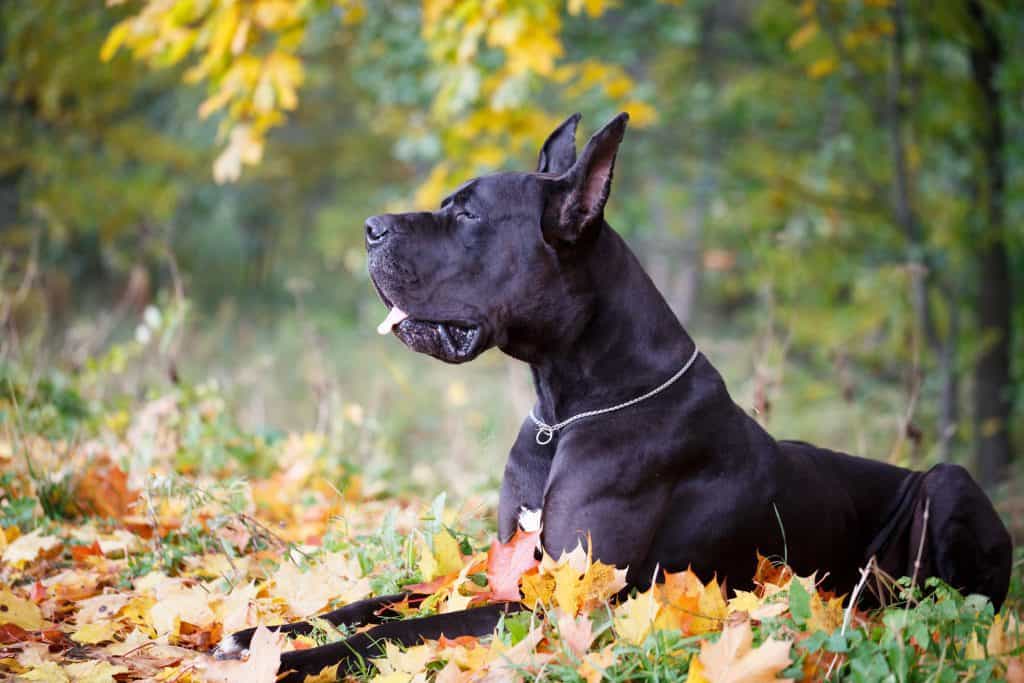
[377,306,409,335]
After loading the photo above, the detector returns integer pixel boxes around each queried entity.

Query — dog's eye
[455,209,478,221]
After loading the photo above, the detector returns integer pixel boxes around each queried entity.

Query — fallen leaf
[0,588,44,629]
[71,620,120,644]
[2,530,61,568]
[486,529,539,601]
[148,582,216,637]
[75,593,130,623]
[698,619,793,683]
[578,645,616,683]
[614,588,659,645]
[372,641,436,677]
[64,660,129,682]
[557,610,594,657]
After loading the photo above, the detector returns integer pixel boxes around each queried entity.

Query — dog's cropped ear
[543,112,628,247]
[536,113,581,175]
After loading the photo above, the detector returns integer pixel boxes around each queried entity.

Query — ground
[0,371,1022,682]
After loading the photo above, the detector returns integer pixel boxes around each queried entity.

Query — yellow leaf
[613,588,660,645]
[965,631,985,660]
[19,662,69,682]
[808,594,844,632]
[71,620,120,645]
[807,57,838,79]
[988,612,1020,657]
[698,619,794,683]
[433,528,464,578]
[372,642,435,677]
[0,589,43,629]
[552,562,584,615]
[692,577,727,634]
[417,535,439,582]
[788,22,818,51]
[520,571,555,608]
[687,656,709,683]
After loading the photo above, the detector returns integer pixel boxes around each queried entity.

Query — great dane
[219,113,1012,680]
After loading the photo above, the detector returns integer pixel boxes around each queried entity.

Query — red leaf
[71,541,103,562]
[486,529,540,601]
[29,580,47,603]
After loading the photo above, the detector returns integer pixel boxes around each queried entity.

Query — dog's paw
[212,630,251,660]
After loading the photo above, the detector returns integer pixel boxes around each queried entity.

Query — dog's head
[366,112,628,363]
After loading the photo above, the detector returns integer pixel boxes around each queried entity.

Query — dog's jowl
[222,113,1013,680]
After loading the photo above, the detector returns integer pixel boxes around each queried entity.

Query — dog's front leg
[215,592,412,658]
[497,420,554,542]
[276,602,526,682]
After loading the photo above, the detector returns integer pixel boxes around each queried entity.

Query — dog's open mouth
[376,302,483,363]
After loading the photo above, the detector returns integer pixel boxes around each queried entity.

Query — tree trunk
[967,0,1013,488]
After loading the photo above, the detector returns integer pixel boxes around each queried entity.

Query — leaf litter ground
[1,389,1022,682]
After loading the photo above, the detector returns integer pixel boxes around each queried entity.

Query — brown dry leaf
[698,619,793,683]
[75,457,139,520]
[203,623,283,683]
[0,588,44,629]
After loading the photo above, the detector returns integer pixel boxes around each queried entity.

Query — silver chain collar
[528,345,701,445]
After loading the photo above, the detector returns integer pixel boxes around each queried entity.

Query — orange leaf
[487,529,540,601]
[71,541,103,562]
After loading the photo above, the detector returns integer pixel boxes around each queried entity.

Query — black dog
[219,113,1012,680]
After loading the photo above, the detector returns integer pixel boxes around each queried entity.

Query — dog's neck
[529,224,697,424]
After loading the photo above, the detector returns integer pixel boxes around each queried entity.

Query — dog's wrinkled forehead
[440,173,540,218]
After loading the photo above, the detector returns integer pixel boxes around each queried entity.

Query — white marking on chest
[518,506,542,533]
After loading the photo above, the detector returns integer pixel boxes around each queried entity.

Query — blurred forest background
[1,0,1021,514]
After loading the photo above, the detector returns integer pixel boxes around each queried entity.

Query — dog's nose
[365,216,390,247]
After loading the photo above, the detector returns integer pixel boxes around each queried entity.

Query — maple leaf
[726,590,787,621]
[372,641,436,678]
[698,619,794,683]
[658,569,727,634]
[557,610,595,657]
[613,588,660,645]
[0,588,44,629]
[70,620,120,645]
[148,581,216,638]
[488,625,553,679]
[203,624,283,683]
[578,645,617,683]
[486,529,539,601]
[520,570,555,608]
